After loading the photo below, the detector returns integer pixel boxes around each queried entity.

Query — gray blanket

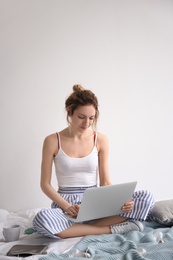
[39,221,173,260]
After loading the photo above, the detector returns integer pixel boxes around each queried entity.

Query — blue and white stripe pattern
[33,187,154,238]
[33,186,96,238]
[120,190,155,220]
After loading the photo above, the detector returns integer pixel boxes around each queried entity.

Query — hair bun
[73,84,84,92]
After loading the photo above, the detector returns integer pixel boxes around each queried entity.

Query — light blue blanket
[39,221,173,260]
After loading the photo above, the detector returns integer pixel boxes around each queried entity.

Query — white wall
[0,0,173,212]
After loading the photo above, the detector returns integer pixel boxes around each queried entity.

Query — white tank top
[53,132,99,187]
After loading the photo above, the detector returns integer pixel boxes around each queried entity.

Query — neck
[67,126,93,140]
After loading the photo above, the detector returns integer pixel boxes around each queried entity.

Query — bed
[0,200,173,260]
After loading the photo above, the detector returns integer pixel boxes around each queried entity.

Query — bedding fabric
[39,221,173,260]
[0,208,81,260]
[1,207,173,260]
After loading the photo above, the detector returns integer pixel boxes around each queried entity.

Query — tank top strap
[56,132,61,149]
[56,132,97,148]
[94,132,97,146]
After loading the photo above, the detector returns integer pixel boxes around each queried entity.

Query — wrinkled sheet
[1,208,173,260]
[0,208,81,260]
[39,221,173,260]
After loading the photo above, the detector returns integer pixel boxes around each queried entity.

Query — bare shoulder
[43,133,58,155]
[97,131,109,142]
[96,131,109,151]
[44,133,57,144]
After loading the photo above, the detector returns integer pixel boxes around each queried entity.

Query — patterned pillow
[148,199,173,226]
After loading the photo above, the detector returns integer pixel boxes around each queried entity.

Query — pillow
[0,209,9,222]
[148,199,173,226]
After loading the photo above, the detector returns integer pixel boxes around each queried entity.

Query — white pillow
[0,209,9,222]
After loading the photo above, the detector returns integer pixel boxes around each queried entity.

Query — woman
[33,84,154,239]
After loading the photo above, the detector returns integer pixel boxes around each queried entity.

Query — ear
[66,107,70,116]
[66,107,73,119]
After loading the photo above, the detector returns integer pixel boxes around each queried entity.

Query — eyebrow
[78,113,95,117]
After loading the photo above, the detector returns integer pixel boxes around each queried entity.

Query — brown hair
[65,84,99,128]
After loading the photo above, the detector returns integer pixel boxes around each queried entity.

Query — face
[69,105,96,132]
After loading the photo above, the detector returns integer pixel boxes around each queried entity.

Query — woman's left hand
[121,199,134,212]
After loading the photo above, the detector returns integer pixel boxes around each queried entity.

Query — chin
[80,127,88,131]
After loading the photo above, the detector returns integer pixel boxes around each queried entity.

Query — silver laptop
[65,181,137,222]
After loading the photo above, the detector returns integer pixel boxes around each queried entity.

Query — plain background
[0,0,173,212]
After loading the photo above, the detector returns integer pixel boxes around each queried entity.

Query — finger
[71,207,78,214]
[74,204,80,212]
[124,199,133,206]
[67,206,78,216]
[121,204,133,212]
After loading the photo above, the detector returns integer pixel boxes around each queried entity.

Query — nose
[82,118,89,126]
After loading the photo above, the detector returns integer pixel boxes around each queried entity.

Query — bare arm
[40,134,71,212]
[97,132,112,186]
[97,133,134,212]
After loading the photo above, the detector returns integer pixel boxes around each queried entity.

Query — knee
[32,209,47,229]
[133,190,155,205]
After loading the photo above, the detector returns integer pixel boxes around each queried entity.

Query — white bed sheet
[0,208,81,260]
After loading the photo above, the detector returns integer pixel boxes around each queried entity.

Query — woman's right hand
[66,204,80,217]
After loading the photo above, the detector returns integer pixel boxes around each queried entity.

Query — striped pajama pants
[32,186,155,238]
